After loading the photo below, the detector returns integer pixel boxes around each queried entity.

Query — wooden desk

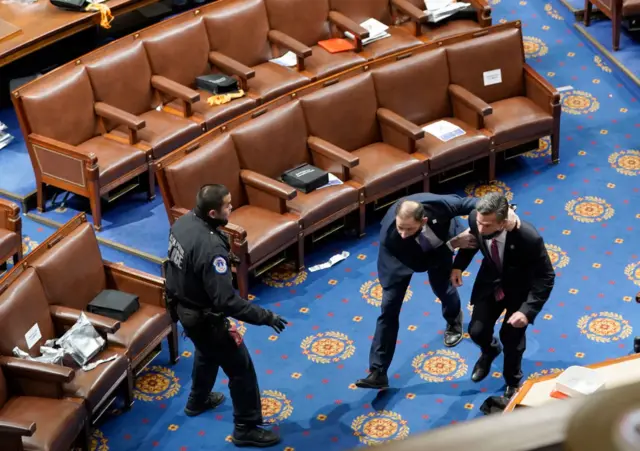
[504,353,640,412]
[0,0,159,67]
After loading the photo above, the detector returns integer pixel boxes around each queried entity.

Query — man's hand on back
[450,228,478,249]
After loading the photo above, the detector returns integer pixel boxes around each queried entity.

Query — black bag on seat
[88,290,139,322]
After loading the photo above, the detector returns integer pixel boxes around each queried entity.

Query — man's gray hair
[476,192,509,221]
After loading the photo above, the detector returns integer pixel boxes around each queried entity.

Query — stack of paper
[316,173,344,190]
[345,18,390,46]
[553,366,606,397]
[424,0,472,23]
[270,51,298,67]
[423,120,466,142]
[0,122,13,150]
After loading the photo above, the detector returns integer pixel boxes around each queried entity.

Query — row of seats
[156,24,561,298]
[0,215,178,451]
[11,0,491,231]
[0,199,21,271]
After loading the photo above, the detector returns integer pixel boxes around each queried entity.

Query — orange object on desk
[318,38,356,53]
[549,390,569,400]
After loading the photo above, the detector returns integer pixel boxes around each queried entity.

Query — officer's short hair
[196,184,230,213]
[395,200,425,222]
[476,192,509,222]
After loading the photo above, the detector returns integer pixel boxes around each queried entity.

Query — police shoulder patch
[213,256,228,274]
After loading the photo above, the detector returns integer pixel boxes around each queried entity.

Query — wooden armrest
[104,260,165,308]
[222,223,248,241]
[0,356,74,384]
[209,51,255,80]
[240,170,297,200]
[307,136,359,168]
[0,198,19,217]
[328,11,370,40]
[151,76,200,103]
[29,134,97,164]
[392,0,428,22]
[448,85,492,116]
[268,30,312,58]
[95,102,145,131]
[50,305,121,335]
[0,418,36,436]
[524,64,560,103]
[377,108,425,140]
[466,0,492,23]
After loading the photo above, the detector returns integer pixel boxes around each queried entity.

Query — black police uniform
[165,210,284,445]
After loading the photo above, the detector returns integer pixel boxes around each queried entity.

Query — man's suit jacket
[452,210,555,324]
[378,193,477,289]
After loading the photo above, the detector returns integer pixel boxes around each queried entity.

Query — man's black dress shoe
[444,313,463,347]
[504,385,519,399]
[355,370,389,389]
[471,345,502,382]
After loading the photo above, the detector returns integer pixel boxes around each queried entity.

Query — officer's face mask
[396,216,426,240]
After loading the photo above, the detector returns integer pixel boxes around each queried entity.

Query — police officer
[165,184,287,448]
[354,193,519,390]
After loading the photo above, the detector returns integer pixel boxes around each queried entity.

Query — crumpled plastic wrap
[56,312,105,366]
[12,339,65,365]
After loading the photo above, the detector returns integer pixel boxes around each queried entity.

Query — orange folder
[318,38,356,53]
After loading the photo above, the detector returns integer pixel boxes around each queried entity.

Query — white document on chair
[270,51,298,67]
[345,18,390,45]
[423,120,466,142]
[25,323,42,349]
[483,69,502,86]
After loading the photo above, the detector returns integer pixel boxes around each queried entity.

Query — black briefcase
[281,163,329,193]
[195,74,239,94]
[88,290,139,322]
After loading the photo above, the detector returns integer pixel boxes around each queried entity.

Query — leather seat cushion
[623,0,640,16]
[417,117,491,172]
[108,303,171,361]
[422,20,482,40]
[168,90,257,129]
[63,347,129,414]
[287,184,359,228]
[304,45,367,80]
[2,396,85,451]
[0,229,19,261]
[114,110,201,160]
[485,97,554,145]
[76,136,148,187]
[248,62,310,102]
[350,143,424,198]
[361,26,422,60]
[229,205,299,265]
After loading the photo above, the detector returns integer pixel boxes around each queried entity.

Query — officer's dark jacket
[165,211,271,325]
[377,193,477,288]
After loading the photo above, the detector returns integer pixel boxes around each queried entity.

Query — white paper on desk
[25,323,42,350]
[316,173,344,190]
[345,18,390,46]
[483,68,502,86]
[423,120,465,142]
[270,51,298,67]
[425,0,453,10]
[308,251,349,272]
[0,132,14,150]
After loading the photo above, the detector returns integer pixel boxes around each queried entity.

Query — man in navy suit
[451,192,555,399]
[355,193,519,389]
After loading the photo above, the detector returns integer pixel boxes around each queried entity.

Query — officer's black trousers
[369,264,461,373]
[177,304,262,426]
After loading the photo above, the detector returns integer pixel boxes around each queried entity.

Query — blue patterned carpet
[3,0,640,449]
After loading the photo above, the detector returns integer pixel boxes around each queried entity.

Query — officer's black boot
[444,311,463,347]
[231,424,280,447]
[355,369,389,389]
[184,392,225,417]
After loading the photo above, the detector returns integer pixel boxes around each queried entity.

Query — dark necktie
[491,239,505,301]
[418,233,432,252]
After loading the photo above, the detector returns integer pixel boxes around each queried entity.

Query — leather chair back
[0,368,6,408]
[19,66,98,146]
[0,268,56,358]
[30,223,106,311]
[164,135,248,210]
[203,0,273,67]
[372,48,452,126]
[231,101,310,179]
[446,28,525,104]
[264,0,332,47]
[329,0,393,25]
[300,73,380,151]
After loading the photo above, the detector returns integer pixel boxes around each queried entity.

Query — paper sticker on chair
[483,69,502,86]
[25,323,42,349]
[423,120,466,142]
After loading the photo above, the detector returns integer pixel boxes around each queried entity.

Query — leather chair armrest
[0,198,19,232]
[0,356,74,384]
[50,305,121,335]
[524,64,560,115]
[209,51,255,83]
[307,136,359,168]
[240,170,297,200]
[328,11,370,44]
[104,261,165,308]
[466,0,492,26]
[95,102,145,131]
[0,198,19,217]
[392,0,428,22]
[221,223,248,242]
[151,76,200,103]
[0,418,36,436]
[29,134,98,164]
[377,108,425,141]
[267,30,312,58]
[448,85,492,116]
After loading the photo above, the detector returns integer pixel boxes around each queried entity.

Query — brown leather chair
[26,219,178,371]
[263,0,368,80]
[202,0,311,102]
[230,101,363,238]
[84,40,203,161]
[161,135,302,298]
[0,358,88,451]
[0,267,132,420]
[141,15,258,130]
[13,65,154,232]
[300,72,426,208]
[585,0,640,50]
[445,27,560,175]
[372,47,492,189]
[399,0,490,40]
[329,0,424,60]
[0,199,21,271]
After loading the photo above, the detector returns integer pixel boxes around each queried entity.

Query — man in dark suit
[355,193,519,389]
[451,192,555,398]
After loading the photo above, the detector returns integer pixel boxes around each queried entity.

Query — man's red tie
[491,239,505,301]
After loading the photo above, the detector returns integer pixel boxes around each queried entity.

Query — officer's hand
[451,229,477,249]
[450,269,463,288]
[505,206,521,232]
[268,313,288,334]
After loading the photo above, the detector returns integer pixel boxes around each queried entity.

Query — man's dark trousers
[177,304,262,425]
[370,262,461,373]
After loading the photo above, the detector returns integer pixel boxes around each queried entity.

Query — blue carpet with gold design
[4,0,640,449]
